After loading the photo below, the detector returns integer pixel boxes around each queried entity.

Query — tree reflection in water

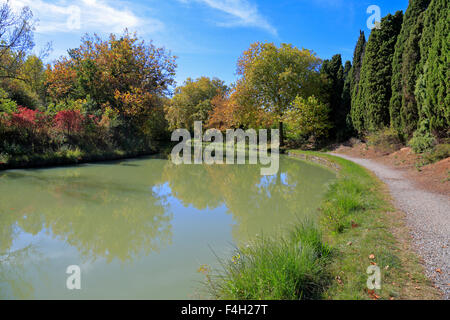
[0,156,334,272]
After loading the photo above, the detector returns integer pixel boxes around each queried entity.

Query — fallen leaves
[435,268,442,274]
[351,221,359,228]
[367,289,381,300]
[369,254,375,260]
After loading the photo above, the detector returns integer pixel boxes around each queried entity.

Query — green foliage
[366,127,403,154]
[341,60,354,139]
[408,120,436,153]
[321,54,347,141]
[350,31,366,134]
[415,0,449,138]
[236,42,323,144]
[205,222,331,300]
[390,0,431,139]
[354,12,404,134]
[422,144,450,164]
[284,95,331,143]
[0,88,17,113]
[164,77,227,131]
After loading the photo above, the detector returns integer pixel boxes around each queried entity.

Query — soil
[334,142,449,196]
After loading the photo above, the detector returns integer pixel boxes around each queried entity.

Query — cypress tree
[415,0,449,138]
[349,31,366,134]
[341,60,354,139]
[356,11,404,133]
[390,0,431,139]
[321,54,345,140]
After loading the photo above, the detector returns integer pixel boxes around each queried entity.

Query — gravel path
[330,153,449,299]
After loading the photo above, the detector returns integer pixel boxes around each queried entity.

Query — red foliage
[9,107,43,130]
[54,110,85,135]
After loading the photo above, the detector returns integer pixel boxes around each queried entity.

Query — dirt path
[330,153,449,299]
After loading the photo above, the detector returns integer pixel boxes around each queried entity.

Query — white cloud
[8,0,164,34]
[179,0,277,35]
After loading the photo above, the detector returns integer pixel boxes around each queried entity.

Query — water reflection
[0,156,335,299]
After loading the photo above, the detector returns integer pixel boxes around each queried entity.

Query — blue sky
[10,0,409,87]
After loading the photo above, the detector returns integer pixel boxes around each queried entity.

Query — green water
[0,155,335,299]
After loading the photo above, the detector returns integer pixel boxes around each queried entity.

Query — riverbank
[331,152,449,299]
[205,150,442,300]
[0,142,178,171]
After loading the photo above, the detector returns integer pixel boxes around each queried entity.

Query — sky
[8,0,409,87]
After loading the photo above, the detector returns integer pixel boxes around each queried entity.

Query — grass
[204,221,332,300]
[203,150,442,300]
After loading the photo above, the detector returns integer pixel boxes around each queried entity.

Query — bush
[203,222,331,300]
[421,144,450,165]
[366,127,403,154]
[408,122,436,154]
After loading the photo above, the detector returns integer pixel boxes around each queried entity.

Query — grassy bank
[203,150,441,300]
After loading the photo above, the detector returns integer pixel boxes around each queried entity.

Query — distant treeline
[0,0,448,167]
[349,0,448,145]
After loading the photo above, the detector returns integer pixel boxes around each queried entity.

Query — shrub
[54,110,85,136]
[366,127,403,154]
[408,121,436,154]
[421,144,450,165]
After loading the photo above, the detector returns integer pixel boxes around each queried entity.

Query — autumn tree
[164,77,227,131]
[46,31,176,118]
[45,31,176,146]
[235,42,323,145]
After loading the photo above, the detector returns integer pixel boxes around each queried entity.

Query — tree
[207,94,236,131]
[46,31,177,117]
[354,12,404,133]
[0,1,35,81]
[341,60,355,139]
[390,0,431,139]
[349,31,366,134]
[45,31,177,148]
[164,77,227,131]
[415,0,449,138]
[321,54,345,141]
[284,95,331,142]
[236,42,323,145]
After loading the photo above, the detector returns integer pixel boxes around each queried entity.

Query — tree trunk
[278,121,284,147]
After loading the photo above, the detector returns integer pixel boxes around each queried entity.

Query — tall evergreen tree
[390,0,431,140]
[321,54,345,140]
[415,0,449,138]
[349,31,366,134]
[355,11,404,133]
[341,60,354,139]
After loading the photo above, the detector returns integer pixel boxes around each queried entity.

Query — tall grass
[204,222,332,300]
[321,177,368,233]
